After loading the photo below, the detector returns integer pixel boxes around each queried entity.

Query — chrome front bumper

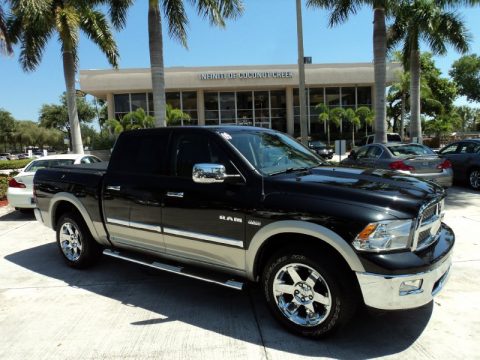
[356,252,452,310]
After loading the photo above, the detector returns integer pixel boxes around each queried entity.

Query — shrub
[0,175,9,200]
[0,159,31,170]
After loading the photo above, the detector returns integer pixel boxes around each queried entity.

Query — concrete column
[286,87,294,136]
[197,90,205,126]
[107,93,114,120]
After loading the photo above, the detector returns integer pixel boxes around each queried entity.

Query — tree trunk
[62,50,84,154]
[149,0,167,127]
[400,91,406,140]
[410,49,422,143]
[373,7,387,144]
[327,121,330,145]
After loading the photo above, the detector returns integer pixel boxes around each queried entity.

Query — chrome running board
[103,249,244,291]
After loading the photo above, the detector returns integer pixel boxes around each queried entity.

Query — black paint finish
[34,126,453,276]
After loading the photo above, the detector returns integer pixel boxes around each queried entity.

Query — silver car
[342,143,453,187]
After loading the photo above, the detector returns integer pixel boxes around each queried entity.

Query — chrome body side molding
[163,227,244,248]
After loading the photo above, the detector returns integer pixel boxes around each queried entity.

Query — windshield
[388,144,435,158]
[224,130,324,175]
[24,159,75,172]
[309,141,326,147]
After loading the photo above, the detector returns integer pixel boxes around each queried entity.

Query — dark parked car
[438,139,480,190]
[308,140,334,159]
[342,143,453,187]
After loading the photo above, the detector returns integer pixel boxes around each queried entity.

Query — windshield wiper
[268,165,321,176]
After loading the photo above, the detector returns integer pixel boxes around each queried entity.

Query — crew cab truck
[33,127,454,338]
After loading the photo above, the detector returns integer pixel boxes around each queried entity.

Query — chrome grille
[414,199,445,251]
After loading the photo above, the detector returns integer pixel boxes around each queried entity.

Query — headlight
[353,220,413,252]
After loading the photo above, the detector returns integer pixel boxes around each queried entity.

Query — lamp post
[296,0,308,146]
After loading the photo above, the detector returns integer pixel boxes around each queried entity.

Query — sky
[0,1,479,122]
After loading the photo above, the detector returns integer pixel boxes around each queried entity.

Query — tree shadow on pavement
[5,243,433,358]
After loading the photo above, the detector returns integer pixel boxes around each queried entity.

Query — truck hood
[267,166,445,219]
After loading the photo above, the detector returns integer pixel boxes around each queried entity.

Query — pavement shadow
[5,243,433,357]
[0,210,35,222]
[446,186,480,209]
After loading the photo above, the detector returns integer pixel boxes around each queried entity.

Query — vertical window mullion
[180,91,184,126]
[218,91,221,125]
[268,91,272,129]
[252,91,255,126]
[234,91,238,125]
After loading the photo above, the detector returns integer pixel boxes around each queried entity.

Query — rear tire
[262,249,356,338]
[468,168,480,190]
[56,212,101,269]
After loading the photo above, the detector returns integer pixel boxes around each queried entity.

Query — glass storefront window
[341,87,355,107]
[237,91,253,125]
[114,94,130,113]
[182,91,197,110]
[166,92,181,110]
[326,87,340,107]
[220,92,236,123]
[204,92,219,111]
[148,93,154,115]
[357,87,372,106]
[131,93,147,112]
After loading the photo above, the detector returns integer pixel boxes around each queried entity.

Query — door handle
[166,192,184,198]
[107,185,121,191]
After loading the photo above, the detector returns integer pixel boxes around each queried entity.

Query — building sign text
[200,71,293,80]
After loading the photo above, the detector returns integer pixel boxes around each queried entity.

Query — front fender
[245,220,365,281]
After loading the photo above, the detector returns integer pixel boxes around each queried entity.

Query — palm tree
[148,0,243,127]
[105,108,155,135]
[344,108,361,146]
[0,1,12,55]
[8,0,131,154]
[316,103,331,145]
[166,104,191,126]
[329,107,344,137]
[388,0,472,144]
[356,106,374,137]
[308,0,396,144]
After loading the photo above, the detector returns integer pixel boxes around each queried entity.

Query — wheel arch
[48,193,101,243]
[246,220,365,281]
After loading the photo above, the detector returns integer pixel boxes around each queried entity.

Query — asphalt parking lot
[0,186,479,360]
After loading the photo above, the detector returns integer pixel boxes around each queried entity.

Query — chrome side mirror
[192,163,241,184]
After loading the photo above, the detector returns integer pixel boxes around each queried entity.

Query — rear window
[387,134,402,142]
[388,144,435,158]
[24,159,75,172]
[109,131,169,174]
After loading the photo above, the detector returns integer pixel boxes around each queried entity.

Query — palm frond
[0,4,13,55]
[106,0,133,30]
[80,7,119,68]
[162,0,188,47]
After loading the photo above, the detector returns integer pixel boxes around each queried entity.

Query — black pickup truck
[34,126,454,338]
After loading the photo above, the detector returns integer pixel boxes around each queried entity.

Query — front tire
[468,168,480,190]
[56,212,101,269]
[262,251,356,338]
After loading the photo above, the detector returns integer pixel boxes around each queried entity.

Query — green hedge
[0,174,8,200]
[0,159,31,170]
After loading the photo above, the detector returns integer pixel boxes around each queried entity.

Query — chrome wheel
[59,222,83,261]
[272,263,332,327]
[470,169,480,189]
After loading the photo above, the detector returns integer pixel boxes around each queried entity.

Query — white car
[7,154,102,211]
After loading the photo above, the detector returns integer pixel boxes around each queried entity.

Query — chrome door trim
[107,218,161,233]
[106,185,121,191]
[107,217,129,227]
[130,220,162,233]
[166,192,184,198]
[163,227,243,248]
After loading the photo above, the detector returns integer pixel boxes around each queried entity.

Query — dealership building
[79,63,401,136]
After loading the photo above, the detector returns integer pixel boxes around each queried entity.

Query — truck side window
[171,134,234,178]
[109,132,168,174]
